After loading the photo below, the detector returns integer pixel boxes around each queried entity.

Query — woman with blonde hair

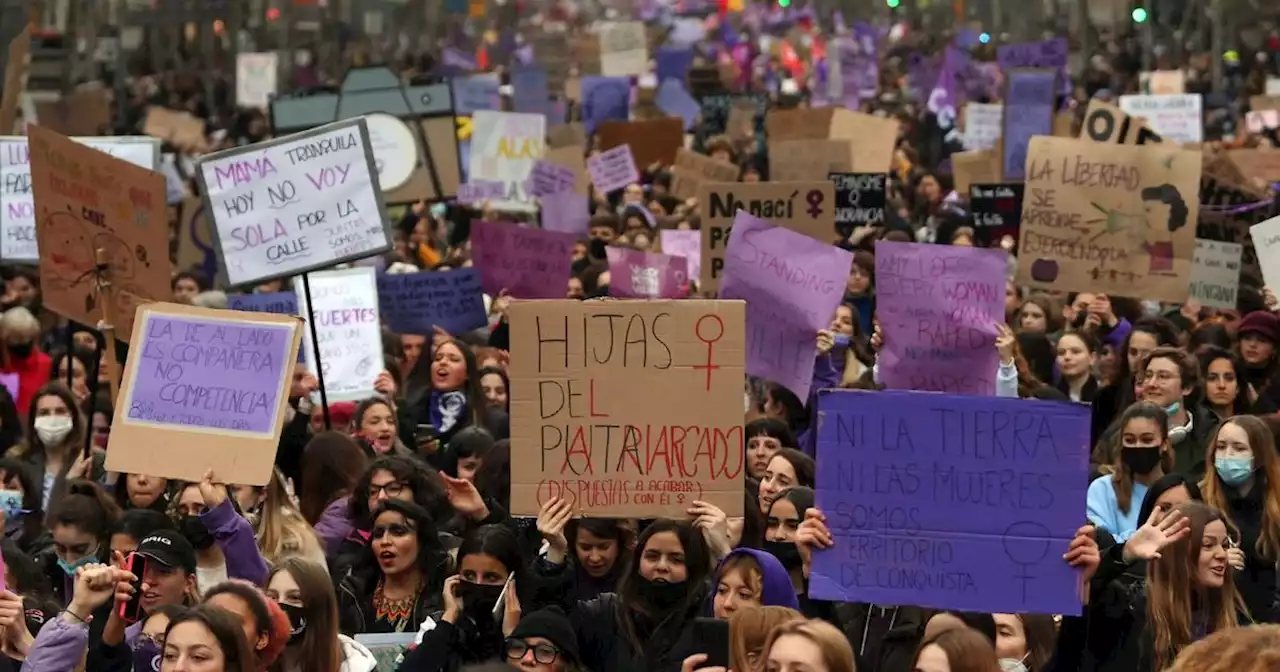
[1201,415,1280,622]
[251,469,327,569]
[1169,624,1280,672]
[763,618,856,672]
[730,606,803,672]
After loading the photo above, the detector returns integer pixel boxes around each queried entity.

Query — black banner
[969,183,1024,244]
[828,172,886,237]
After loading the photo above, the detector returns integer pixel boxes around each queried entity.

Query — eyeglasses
[505,639,560,664]
[369,482,407,498]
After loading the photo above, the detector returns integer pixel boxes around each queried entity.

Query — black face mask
[1121,445,1164,475]
[455,580,504,623]
[180,515,215,550]
[640,576,686,610]
[763,540,803,570]
[7,342,33,359]
[279,603,307,645]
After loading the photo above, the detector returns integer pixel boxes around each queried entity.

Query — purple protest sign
[539,191,590,235]
[656,79,701,130]
[452,75,501,116]
[457,180,507,204]
[660,229,702,282]
[605,247,689,298]
[0,373,17,404]
[809,389,1089,615]
[580,77,631,133]
[1002,70,1057,181]
[875,241,1006,395]
[587,145,640,193]
[526,161,578,198]
[127,314,294,434]
[470,220,576,298]
[996,38,1071,101]
[719,211,853,399]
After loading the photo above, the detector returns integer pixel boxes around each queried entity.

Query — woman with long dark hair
[7,383,98,512]
[1198,347,1251,420]
[266,557,377,672]
[400,338,509,469]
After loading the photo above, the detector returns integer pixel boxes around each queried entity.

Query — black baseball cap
[136,530,197,574]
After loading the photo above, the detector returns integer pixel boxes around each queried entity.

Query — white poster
[599,22,649,77]
[962,103,1003,151]
[295,267,382,404]
[1189,239,1242,310]
[1268,78,1280,97]
[196,118,390,287]
[468,111,545,212]
[0,135,159,263]
[1117,94,1203,144]
[236,52,279,109]
[1252,216,1280,293]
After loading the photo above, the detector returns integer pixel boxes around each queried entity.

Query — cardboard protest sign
[235,52,279,108]
[1018,137,1201,302]
[27,125,171,343]
[541,146,591,195]
[1079,99,1164,145]
[950,151,1001,196]
[1144,70,1185,94]
[294,267,382,403]
[376,269,488,336]
[829,173,886,232]
[1118,94,1202,144]
[143,106,208,153]
[605,247,689,298]
[599,22,648,77]
[670,149,739,201]
[768,139,853,182]
[1,136,160,263]
[1190,239,1242,310]
[470,220,576,299]
[546,123,586,150]
[0,10,34,136]
[106,302,302,486]
[876,241,1006,395]
[587,144,640,193]
[698,181,837,293]
[469,111,545,212]
[507,300,745,518]
[720,212,852,398]
[828,110,901,174]
[596,118,683,168]
[196,118,390,288]
[810,389,1089,615]
[660,229,702,284]
[1002,70,1056,181]
[1228,149,1280,183]
[765,108,839,142]
[962,103,1002,151]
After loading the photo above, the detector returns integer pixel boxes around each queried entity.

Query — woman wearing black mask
[266,557,377,672]
[529,498,714,672]
[762,487,835,620]
[1087,402,1174,543]
[169,471,270,592]
[401,525,525,670]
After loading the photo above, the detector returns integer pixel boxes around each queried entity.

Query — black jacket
[1220,473,1280,623]
[336,566,444,636]
[395,614,505,672]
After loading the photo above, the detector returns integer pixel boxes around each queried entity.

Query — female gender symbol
[693,314,724,391]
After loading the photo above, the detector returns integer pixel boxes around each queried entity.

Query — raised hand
[1122,507,1191,563]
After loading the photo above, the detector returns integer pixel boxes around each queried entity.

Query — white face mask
[34,416,73,445]
[999,656,1029,672]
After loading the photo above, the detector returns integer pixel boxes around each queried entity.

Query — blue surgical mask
[56,554,97,577]
[1164,401,1181,416]
[1215,455,1255,487]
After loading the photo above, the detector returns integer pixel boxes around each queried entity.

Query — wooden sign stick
[93,248,122,404]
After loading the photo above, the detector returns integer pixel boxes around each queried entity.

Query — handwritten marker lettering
[693,315,724,392]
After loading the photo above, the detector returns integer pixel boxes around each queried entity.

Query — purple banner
[875,241,1006,395]
[539,191,590,235]
[1002,70,1057,181]
[605,247,688,298]
[470,221,575,299]
[526,161,578,198]
[718,211,853,399]
[510,67,552,117]
[129,314,293,434]
[587,145,640,193]
[452,74,501,116]
[457,180,507,204]
[660,229,702,282]
[996,38,1070,101]
[809,389,1089,616]
[580,76,631,134]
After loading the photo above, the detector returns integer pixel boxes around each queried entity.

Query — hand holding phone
[118,553,147,623]
[689,618,731,669]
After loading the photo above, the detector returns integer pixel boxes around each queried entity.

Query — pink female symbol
[693,314,724,391]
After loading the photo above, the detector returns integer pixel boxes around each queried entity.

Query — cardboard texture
[1017,136,1202,303]
[35,90,113,137]
[597,118,684,168]
[1078,99,1163,145]
[546,122,586,149]
[542,145,590,195]
[1226,149,1280,184]
[0,9,34,136]
[507,299,746,518]
[105,302,302,486]
[143,106,208,153]
[176,196,215,275]
[764,108,899,173]
[950,151,1001,196]
[698,181,837,293]
[768,139,852,181]
[28,124,172,343]
[670,148,739,201]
